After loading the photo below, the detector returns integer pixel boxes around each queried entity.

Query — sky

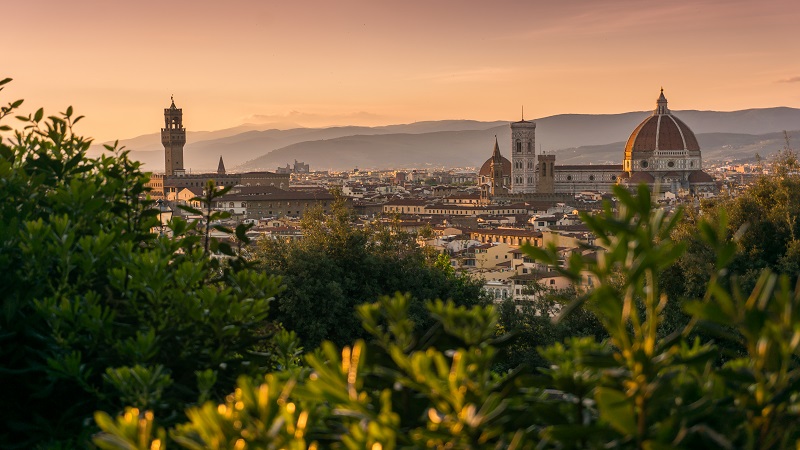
[4,0,800,142]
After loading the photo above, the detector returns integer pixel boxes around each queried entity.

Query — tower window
[589,175,595,181]
[527,142,532,153]
[516,141,521,153]
[542,164,547,176]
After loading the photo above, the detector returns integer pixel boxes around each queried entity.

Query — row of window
[514,176,534,184]
[515,141,533,154]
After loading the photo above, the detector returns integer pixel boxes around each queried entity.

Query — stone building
[478,90,716,198]
[618,89,716,194]
[510,117,537,193]
[162,97,185,176]
[215,190,340,219]
[146,98,290,198]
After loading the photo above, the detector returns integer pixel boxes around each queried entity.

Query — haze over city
[6,0,800,143]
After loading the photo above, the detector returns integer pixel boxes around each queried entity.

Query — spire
[217,155,226,175]
[492,135,502,160]
[170,95,177,109]
[655,88,669,115]
[521,105,524,121]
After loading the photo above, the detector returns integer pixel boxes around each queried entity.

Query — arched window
[527,142,532,153]
[229,202,234,208]
[543,163,547,176]
[516,141,522,153]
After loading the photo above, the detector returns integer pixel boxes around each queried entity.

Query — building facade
[478,90,716,198]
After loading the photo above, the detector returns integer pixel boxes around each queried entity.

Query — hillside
[89,108,800,172]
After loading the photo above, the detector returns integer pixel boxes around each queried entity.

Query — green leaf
[34,107,43,122]
[595,387,637,436]
[176,204,203,216]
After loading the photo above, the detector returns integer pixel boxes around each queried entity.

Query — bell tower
[510,108,536,194]
[162,96,185,176]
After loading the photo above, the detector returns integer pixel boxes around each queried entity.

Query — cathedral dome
[478,155,510,177]
[624,90,700,155]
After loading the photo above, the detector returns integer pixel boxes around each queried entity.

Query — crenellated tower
[162,96,186,176]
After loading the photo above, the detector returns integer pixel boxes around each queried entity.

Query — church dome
[624,90,700,155]
[478,155,510,176]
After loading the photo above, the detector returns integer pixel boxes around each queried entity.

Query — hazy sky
[5,0,800,142]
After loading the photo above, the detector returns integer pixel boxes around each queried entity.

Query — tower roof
[492,137,502,159]
[624,89,700,155]
[169,95,178,110]
[217,156,226,175]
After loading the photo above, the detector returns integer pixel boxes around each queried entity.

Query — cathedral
[479,90,717,197]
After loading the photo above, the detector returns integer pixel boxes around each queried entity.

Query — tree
[252,196,486,348]
[0,79,283,448]
[96,184,800,449]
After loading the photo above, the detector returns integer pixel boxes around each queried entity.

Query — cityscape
[3,0,800,448]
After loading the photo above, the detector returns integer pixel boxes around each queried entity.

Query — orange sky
[4,0,800,142]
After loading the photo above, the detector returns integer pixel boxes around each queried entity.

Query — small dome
[688,170,714,183]
[479,155,511,177]
[625,91,700,154]
[628,172,655,183]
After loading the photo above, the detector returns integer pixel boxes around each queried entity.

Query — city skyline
[5,0,800,142]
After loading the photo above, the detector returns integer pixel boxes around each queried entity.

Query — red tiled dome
[479,156,510,176]
[688,170,714,182]
[628,171,655,183]
[625,91,700,154]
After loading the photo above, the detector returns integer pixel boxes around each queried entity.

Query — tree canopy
[252,198,486,348]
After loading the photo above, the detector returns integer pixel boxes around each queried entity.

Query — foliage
[0,81,283,447]
[494,288,606,371]
[252,197,485,348]
[98,183,800,449]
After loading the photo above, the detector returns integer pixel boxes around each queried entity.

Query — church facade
[479,90,717,198]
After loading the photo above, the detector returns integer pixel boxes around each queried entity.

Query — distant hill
[89,108,800,172]
[553,129,800,166]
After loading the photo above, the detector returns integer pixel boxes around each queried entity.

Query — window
[668,161,675,168]
[641,160,649,168]
[542,164,547,176]
[516,141,521,153]
[589,175,595,181]
[567,175,572,181]
[527,142,532,153]
[549,279,555,285]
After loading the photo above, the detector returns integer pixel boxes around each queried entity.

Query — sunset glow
[6,0,800,142]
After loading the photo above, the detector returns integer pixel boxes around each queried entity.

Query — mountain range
[88,108,800,172]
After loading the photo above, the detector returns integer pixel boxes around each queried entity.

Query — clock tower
[162,96,185,176]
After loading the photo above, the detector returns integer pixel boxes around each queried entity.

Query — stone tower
[162,97,186,176]
[537,153,555,194]
[489,138,505,196]
[510,114,536,193]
